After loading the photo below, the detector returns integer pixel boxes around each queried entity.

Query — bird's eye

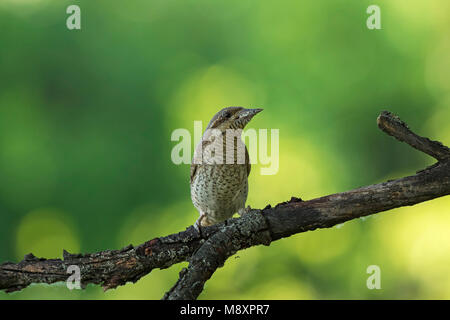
[224,112,231,119]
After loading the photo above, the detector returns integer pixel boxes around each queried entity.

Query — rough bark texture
[1,111,449,299]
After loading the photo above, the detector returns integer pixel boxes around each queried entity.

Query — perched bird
[190,107,262,228]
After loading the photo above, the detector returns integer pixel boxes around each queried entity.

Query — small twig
[377,110,450,161]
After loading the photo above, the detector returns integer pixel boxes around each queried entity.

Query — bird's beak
[238,108,263,120]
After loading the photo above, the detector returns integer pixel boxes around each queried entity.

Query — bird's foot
[194,213,206,237]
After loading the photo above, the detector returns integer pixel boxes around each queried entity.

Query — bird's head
[205,107,263,131]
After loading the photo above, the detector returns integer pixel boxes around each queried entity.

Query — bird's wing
[190,163,197,184]
[190,140,212,183]
[245,145,251,177]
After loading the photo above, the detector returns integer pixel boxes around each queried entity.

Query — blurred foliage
[0,0,449,299]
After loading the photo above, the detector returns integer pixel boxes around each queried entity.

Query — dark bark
[1,111,449,299]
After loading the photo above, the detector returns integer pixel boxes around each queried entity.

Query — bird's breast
[190,163,248,220]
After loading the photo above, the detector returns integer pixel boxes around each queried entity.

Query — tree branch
[377,111,450,161]
[1,111,449,299]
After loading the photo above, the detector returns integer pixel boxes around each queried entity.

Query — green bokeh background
[1,0,449,299]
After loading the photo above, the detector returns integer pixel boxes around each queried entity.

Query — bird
[190,107,263,228]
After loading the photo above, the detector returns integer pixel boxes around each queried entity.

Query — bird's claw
[239,205,252,216]
[194,213,206,237]
[194,221,202,235]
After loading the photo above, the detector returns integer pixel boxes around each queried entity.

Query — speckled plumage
[190,107,262,227]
